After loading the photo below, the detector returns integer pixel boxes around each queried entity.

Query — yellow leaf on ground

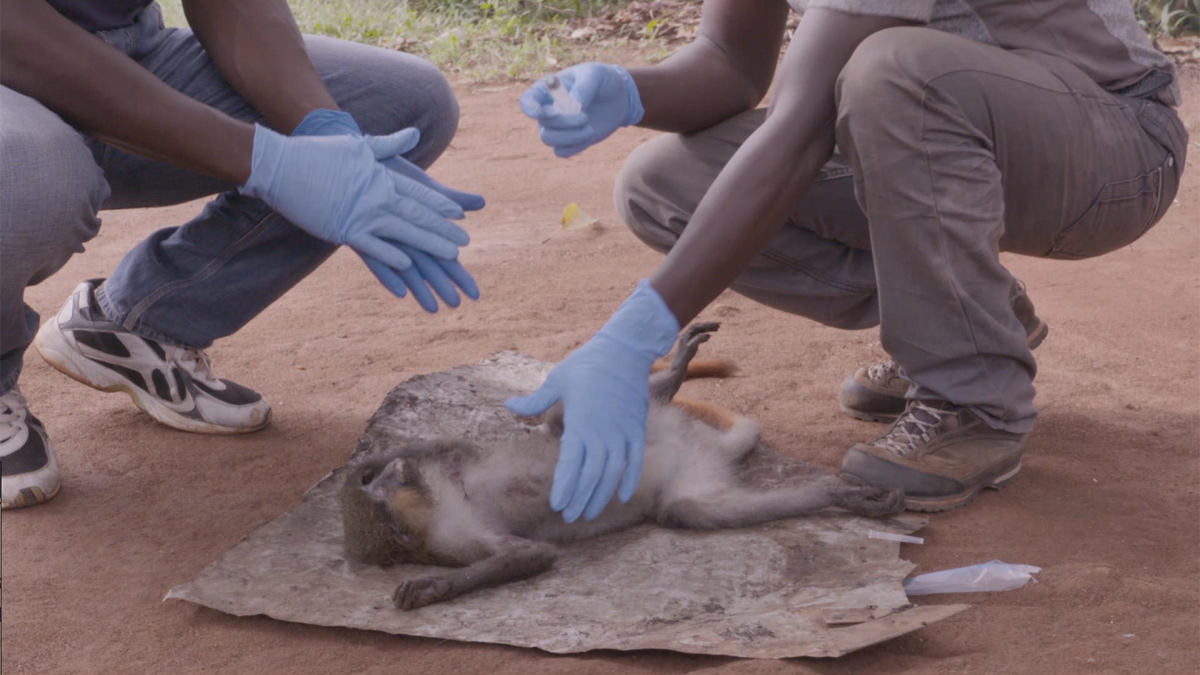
[543,202,600,243]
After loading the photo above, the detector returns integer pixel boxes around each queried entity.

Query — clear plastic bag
[903,560,1041,596]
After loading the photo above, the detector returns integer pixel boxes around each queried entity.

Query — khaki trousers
[615,28,1187,433]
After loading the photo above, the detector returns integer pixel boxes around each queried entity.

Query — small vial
[868,530,924,545]
[543,74,582,115]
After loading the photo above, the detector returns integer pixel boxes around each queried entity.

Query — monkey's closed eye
[359,468,378,485]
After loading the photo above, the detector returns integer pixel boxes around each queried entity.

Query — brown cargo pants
[615,28,1188,433]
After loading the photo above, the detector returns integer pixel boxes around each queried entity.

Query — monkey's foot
[393,576,454,610]
[674,322,720,363]
[833,486,905,519]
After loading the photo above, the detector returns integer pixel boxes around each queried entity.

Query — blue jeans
[0,3,460,394]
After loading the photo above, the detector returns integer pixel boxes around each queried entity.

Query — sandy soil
[3,65,1197,675]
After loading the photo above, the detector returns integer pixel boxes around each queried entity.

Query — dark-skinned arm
[629,0,789,133]
[0,0,253,183]
[649,8,913,323]
[181,0,338,134]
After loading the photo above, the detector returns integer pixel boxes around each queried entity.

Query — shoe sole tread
[35,320,269,435]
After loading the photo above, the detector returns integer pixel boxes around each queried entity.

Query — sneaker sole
[1,477,61,510]
[34,320,269,435]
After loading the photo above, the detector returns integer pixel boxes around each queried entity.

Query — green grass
[1134,0,1199,36]
[157,0,1196,83]
[157,0,674,82]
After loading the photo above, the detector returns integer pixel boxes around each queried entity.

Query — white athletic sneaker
[1,386,61,509]
[34,280,271,434]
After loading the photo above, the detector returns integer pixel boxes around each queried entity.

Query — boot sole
[893,461,1022,513]
[1026,319,1049,351]
[34,321,269,435]
[838,403,902,424]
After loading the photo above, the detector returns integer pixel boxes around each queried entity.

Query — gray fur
[343,324,903,610]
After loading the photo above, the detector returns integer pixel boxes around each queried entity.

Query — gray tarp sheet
[167,353,966,658]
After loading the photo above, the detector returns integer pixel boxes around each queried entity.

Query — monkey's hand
[393,576,454,610]
[505,280,680,523]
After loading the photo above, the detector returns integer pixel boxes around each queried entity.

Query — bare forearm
[631,0,788,133]
[649,115,835,323]
[631,38,769,133]
[183,0,337,133]
[648,9,910,324]
[0,0,253,183]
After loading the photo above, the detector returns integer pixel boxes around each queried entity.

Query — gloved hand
[519,62,645,158]
[505,280,680,522]
[288,109,485,312]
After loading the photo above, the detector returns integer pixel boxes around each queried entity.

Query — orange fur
[388,486,433,532]
[650,358,737,379]
[671,396,743,430]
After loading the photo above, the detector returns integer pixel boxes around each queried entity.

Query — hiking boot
[839,281,1049,423]
[1,386,61,509]
[839,400,1027,512]
[34,280,271,434]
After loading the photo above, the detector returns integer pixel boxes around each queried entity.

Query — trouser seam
[758,240,875,294]
[115,202,284,346]
[756,168,868,295]
[912,78,1015,424]
[922,67,1128,109]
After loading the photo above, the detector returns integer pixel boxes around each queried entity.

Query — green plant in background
[157,0,1195,82]
[1134,0,1200,36]
[158,0,652,81]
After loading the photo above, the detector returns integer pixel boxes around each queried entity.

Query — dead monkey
[341,323,904,610]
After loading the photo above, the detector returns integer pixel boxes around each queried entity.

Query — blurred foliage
[156,0,1196,83]
[157,1,678,81]
[1134,0,1199,36]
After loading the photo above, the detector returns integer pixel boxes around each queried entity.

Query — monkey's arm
[392,537,558,610]
[538,323,728,435]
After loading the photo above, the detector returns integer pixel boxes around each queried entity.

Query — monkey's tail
[670,396,745,430]
[650,358,737,380]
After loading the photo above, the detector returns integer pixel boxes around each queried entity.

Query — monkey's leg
[649,322,721,404]
[392,538,558,610]
[658,484,904,530]
[671,397,743,431]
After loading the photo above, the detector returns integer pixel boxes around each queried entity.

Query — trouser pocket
[1047,95,1186,261]
[1047,157,1167,260]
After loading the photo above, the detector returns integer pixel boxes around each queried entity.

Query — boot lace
[170,347,220,386]
[871,400,957,457]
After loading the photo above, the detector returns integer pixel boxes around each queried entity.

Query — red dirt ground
[3,66,1197,675]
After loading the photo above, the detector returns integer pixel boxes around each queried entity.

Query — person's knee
[348,50,459,168]
[836,28,933,126]
[394,56,460,167]
[310,35,461,168]
[613,135,694,252]
[0,116,108,288]
[837,28,987,137]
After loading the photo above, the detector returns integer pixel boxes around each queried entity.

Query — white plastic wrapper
[903,560,1041,596]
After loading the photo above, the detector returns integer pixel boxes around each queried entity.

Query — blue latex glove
[505,280,680,522]
[519,63,645,158]
[289,109,484,312]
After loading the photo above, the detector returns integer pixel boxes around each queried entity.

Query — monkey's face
[342,456,438,566]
